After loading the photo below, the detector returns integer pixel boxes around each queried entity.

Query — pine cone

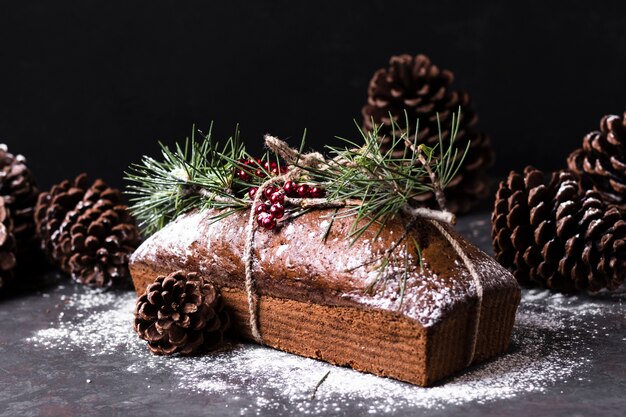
[0,144,39,251]
[50,178,124,271]
[361,54,493,214]
[35,174,140,288]
[34,173,89,257]
[134,271,230,356]
[0,197,17,292]
[567,112,626,210]
[492,167,626,292]
[64,202,139,288]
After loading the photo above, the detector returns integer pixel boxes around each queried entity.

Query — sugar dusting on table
[25,288,619,414]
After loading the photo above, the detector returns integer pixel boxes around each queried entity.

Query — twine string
[405,138,483,364]
[428,219,483,366]
[241,135,324,344]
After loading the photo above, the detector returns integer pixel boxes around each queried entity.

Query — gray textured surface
[1,213,625,417]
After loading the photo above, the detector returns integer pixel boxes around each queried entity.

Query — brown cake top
[131,208,517,327]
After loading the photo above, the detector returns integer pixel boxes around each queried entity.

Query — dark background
[1,1,625,192]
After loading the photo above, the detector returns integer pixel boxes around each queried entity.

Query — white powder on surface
[24,288,620,414]
[28,292,137,356]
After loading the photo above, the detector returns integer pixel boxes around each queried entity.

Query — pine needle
[310,370,331,400]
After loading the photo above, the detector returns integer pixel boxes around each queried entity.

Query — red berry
[310,187,325,198]
[261,214,276,230]
[249,187,258,199]
[238,170,251,182]
[263,161,271,170]
[280,166,289,175]
[270,166,280,176]
[255,203,268,215]
[270,203,284,219]
[255,168,266,178]
[263,186,278,200]
[283,181,297,196]
[240,160,254,177]
[296,184,310,198]
[269,191,285,205]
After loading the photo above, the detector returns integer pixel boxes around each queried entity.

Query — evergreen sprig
[125,125,251,234]
[126,108,468,240]
[297,110,467,242]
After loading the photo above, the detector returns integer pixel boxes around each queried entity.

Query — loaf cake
[129,207,520,387]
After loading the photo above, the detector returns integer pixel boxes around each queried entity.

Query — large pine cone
[567,112,626,210]
[0,145,39,251]
[35,174,140,288]
[0,198,17,292]
[492,167,626,292]
[361,54,493,214]
[134,271,230,356]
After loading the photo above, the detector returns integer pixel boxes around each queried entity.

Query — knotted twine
[242,135,325,344]
[243,135,483,366]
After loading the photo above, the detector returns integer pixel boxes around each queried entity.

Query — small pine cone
[492,167,626,292]
[134,271,230,356]
[361,54,493,214]
[57,200,140,288]
[0,144,39,250]
[567,112,626,210]
[34,173,89,257]
[0,198,17,292]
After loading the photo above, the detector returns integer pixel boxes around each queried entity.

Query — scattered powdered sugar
[23,287,620,414]
[28,292,138,355]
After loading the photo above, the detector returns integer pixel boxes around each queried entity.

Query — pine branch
[294,109,465,240]
[125,126,250,235]
[125,109,468,242]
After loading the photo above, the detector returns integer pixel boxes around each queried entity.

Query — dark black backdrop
[1,1,625,191]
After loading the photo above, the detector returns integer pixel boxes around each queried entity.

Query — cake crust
[129,208,520,386]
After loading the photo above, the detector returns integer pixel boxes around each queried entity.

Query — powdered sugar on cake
[342,268,468,327]
[131,210,517,330]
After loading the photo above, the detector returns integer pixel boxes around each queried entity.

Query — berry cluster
[282,181,326,199]
[233,157,327,231]
[251,185,284,231]
[234,158,287,182]
[251,181,326,230]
